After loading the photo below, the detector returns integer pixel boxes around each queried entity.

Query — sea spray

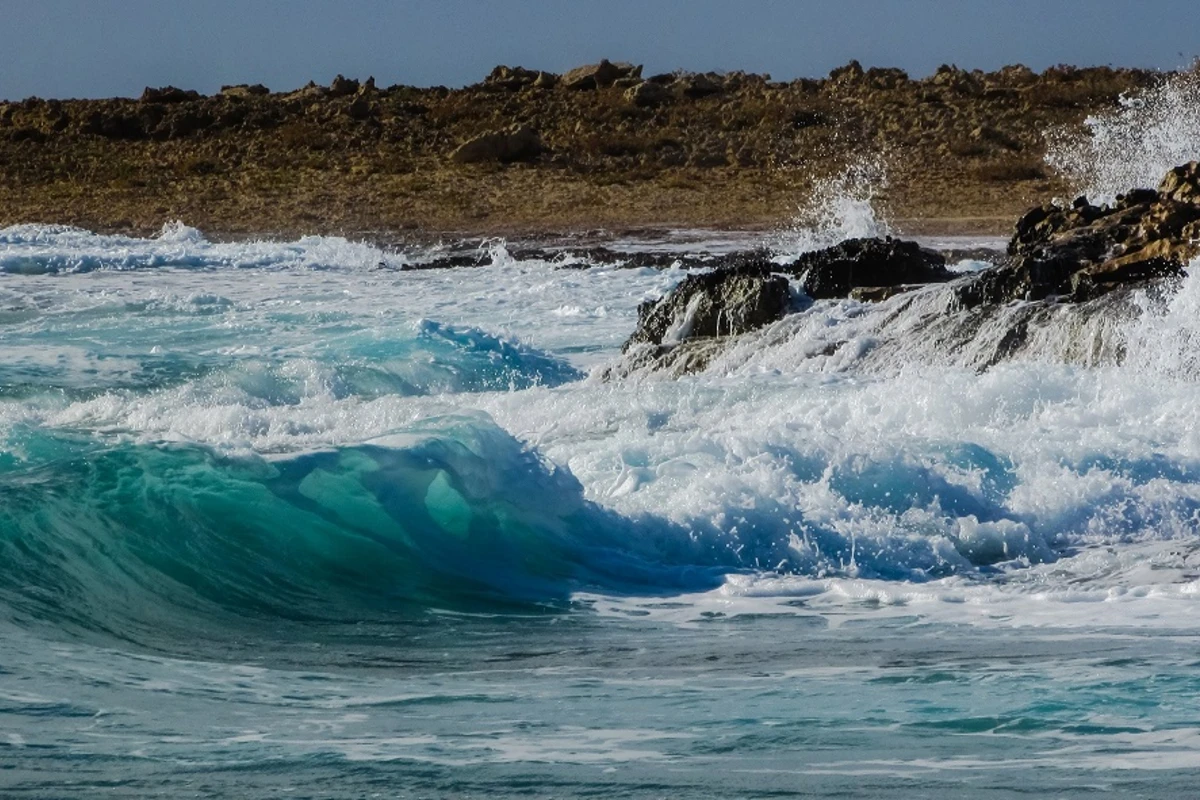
[1045,66,1200,203]
[773,156,892,256]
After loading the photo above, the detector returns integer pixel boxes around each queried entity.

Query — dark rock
[166,110,213,138]
[864,67,910,90]
[345,96,375,120]
[990,162,1200,304]
[80,110,147,140]
[790,237,951,299]
[624,262,791,350]
[450,125,543,164]
[849,285,923,302]
[140,86,200,104]
[328,75,360,98]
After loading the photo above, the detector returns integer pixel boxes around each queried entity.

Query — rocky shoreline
[0,61,1176,238]
[609,162,1200,377]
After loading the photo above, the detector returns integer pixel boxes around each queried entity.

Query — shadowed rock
[140,86,201,104]
[616,238,951,375]
[958,161,1200,306]
[451,126,544,164]
[795,237,951,299]
[625,263,792,351]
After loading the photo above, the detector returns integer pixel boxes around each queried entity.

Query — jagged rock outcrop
[613,238,951,375]
[220,83,270,97]
[327,75,360,98]
[611,259,792,377]
[625,262,792,350]
[450,125,544,164]
[957,161,1200,306]
[611,164,1200,379]
[795,238,950,299]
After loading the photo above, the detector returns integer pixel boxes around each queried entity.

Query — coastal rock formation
[625,264,792,349]
[957,161,1200,306]
[613,164,1200,378]
[625,80,672,108]
[615,237,949,375]
[795,238,951,299]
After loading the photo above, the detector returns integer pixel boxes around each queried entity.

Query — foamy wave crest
[774,157,891,256]
[0,222,409,273]
[1045,68,1200,203]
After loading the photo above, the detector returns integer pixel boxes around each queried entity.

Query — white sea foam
[0,221,411,273]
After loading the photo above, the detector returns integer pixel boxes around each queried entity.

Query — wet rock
[450,125,543,164]
[624,262,791,350]
[972,162,1200,304]
[849,285,922,302]
[793,237,951,300]
[1159,161,1200,204]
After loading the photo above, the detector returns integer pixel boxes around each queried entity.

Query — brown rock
[450,125,543,164]
[220,84,270,98]
[681,73,724,99]
[1158,161,1200,205]
[626,81,672,108]
[561,60,642,90]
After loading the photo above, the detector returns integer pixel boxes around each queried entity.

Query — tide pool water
[4,219,1200,799]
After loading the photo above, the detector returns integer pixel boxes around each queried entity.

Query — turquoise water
[4,225,1200,798]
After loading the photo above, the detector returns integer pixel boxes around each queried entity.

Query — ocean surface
[4,82,1200,798]
[3,217,1200,800]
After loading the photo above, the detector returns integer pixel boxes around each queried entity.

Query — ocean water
[4,219,1200,800]
[5,79,1200,799]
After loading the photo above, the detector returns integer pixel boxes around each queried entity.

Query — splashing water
[8,223,1200,797]
[774,157,891,256]
[1045,68,1200,204]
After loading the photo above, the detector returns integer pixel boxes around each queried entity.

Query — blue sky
[2,0,1197,99]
